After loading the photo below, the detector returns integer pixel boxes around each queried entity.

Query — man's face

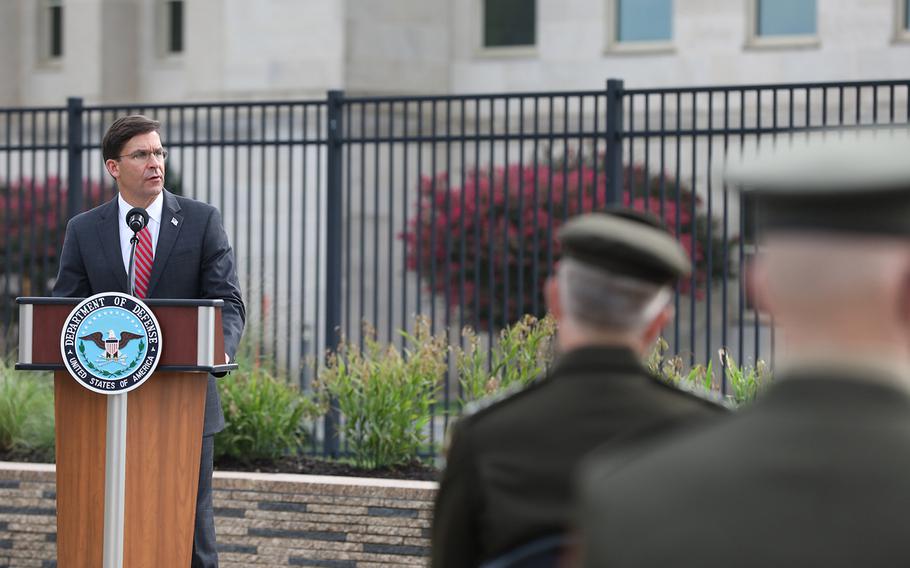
[105,131,165,207]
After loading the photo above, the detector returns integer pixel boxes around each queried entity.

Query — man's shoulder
[170,192,218,216]
[67,199,112,229]
[642,374,731,415]
[458,378,550,430]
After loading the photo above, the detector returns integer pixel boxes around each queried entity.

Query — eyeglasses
[117,148,168,162]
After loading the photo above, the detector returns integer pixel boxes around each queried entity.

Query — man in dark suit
[431,211,725,567]
[53,115,245,568]
[577,132,910,568]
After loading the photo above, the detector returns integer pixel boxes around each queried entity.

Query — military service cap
[558,211,692,285]
[724,129,910,235]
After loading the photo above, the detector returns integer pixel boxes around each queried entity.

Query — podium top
[16,297,237,374]
[17,297,226,308]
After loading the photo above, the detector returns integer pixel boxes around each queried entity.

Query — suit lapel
[97,197,130,293]
[145,190,183,298]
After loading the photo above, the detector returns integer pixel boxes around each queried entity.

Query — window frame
[38,0,65,65]
[156,0,186,60]
[895,0,910,43]
[475,0,538,59]
[745,0,820,50]
[605,0,675,55]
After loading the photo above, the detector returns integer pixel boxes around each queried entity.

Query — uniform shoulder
[644,373,731,413]
[459,376,549,425]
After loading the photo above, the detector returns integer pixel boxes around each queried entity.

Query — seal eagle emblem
[60,292,163,395]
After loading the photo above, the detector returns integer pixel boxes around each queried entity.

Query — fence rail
[2,77,909,456]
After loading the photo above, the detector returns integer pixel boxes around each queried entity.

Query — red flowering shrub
[0,177,106,292]
[402,157,728,331]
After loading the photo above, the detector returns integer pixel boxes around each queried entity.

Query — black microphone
[125,207,149,298]
[126,207,149,233]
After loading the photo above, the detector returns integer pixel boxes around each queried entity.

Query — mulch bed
[0,449,439,482]
[215,455,439,481]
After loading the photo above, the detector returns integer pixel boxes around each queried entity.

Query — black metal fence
[2,78,909,455]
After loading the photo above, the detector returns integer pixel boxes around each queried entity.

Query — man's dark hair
[102,115,161,161]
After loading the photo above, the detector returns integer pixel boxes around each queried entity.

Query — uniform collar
[763,371,910,414]
[550,345,646,378]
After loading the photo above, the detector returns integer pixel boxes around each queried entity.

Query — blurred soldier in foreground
[431,210,725,567]
[577,131,910,568]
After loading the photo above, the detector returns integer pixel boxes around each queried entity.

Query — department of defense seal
[59,292,163,395]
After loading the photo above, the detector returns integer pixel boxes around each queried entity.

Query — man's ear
[105,159,120,181]
[545,276,562,321]
[641,305,673,349]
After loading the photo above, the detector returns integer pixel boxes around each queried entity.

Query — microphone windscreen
[126,207,149,233]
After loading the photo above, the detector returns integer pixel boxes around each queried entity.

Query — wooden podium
[15,297,236,568]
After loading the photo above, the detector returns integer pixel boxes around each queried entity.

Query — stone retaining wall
[0,462,437,567]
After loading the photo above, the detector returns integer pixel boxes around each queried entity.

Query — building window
[897,0,910,41]
[616,0,672,43]
[158,0,185,57]
[747,0,818,47]
[41,0,64,60]
[482,0,535,49]
[166,0,184,53]
[755,0,816,37]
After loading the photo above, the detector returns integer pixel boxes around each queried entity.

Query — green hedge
[0,318,773,470]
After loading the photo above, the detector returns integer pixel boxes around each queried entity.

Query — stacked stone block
[0,463,437,567]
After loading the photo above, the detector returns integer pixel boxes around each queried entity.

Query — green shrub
[647,338,772,406]
[720,348,772,405]
[314,317,447,470]
[0,358,55,461]
[214,351,316,464]
[454,314,557,405]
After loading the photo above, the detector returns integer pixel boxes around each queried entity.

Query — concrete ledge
[0,462,437,566]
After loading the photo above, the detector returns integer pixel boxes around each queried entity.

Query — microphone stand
[104,227,141,568]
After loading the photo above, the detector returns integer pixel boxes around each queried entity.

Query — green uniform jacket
[431,345,725,567]
[578,373,910,568]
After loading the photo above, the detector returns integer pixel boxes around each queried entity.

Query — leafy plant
[720,348,771,405]
[313,316,447,469]
[647,338,771,406]
[0,358,55,461]
[0,177,107,272]
[214,341,317,464]
[401,146,730,331]
[454,314,557,405]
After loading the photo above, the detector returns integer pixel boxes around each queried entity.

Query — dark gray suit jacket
[578,374,910,568]
[53,190,245,436]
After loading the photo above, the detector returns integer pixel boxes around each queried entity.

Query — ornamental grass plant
[214,334,319,464]
[454,313,557,405]
[0,357,55,461]
[313,316,447,470]
[647,337,772,406]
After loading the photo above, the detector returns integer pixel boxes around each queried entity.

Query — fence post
[604,79,624,206]
[66,97,84,219]
[323,90,344,457]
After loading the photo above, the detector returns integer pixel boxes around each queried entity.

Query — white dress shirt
[118,192,163,275]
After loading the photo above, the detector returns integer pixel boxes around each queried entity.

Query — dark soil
[0,448,53,464]
[1,449,439,482]
[214,455,439,481]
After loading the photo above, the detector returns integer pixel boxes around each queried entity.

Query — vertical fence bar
[66,97,84,220]
[604,79,624,206]
[323,90,345,457]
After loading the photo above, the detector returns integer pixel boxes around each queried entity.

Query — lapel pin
[171,218,179,227]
